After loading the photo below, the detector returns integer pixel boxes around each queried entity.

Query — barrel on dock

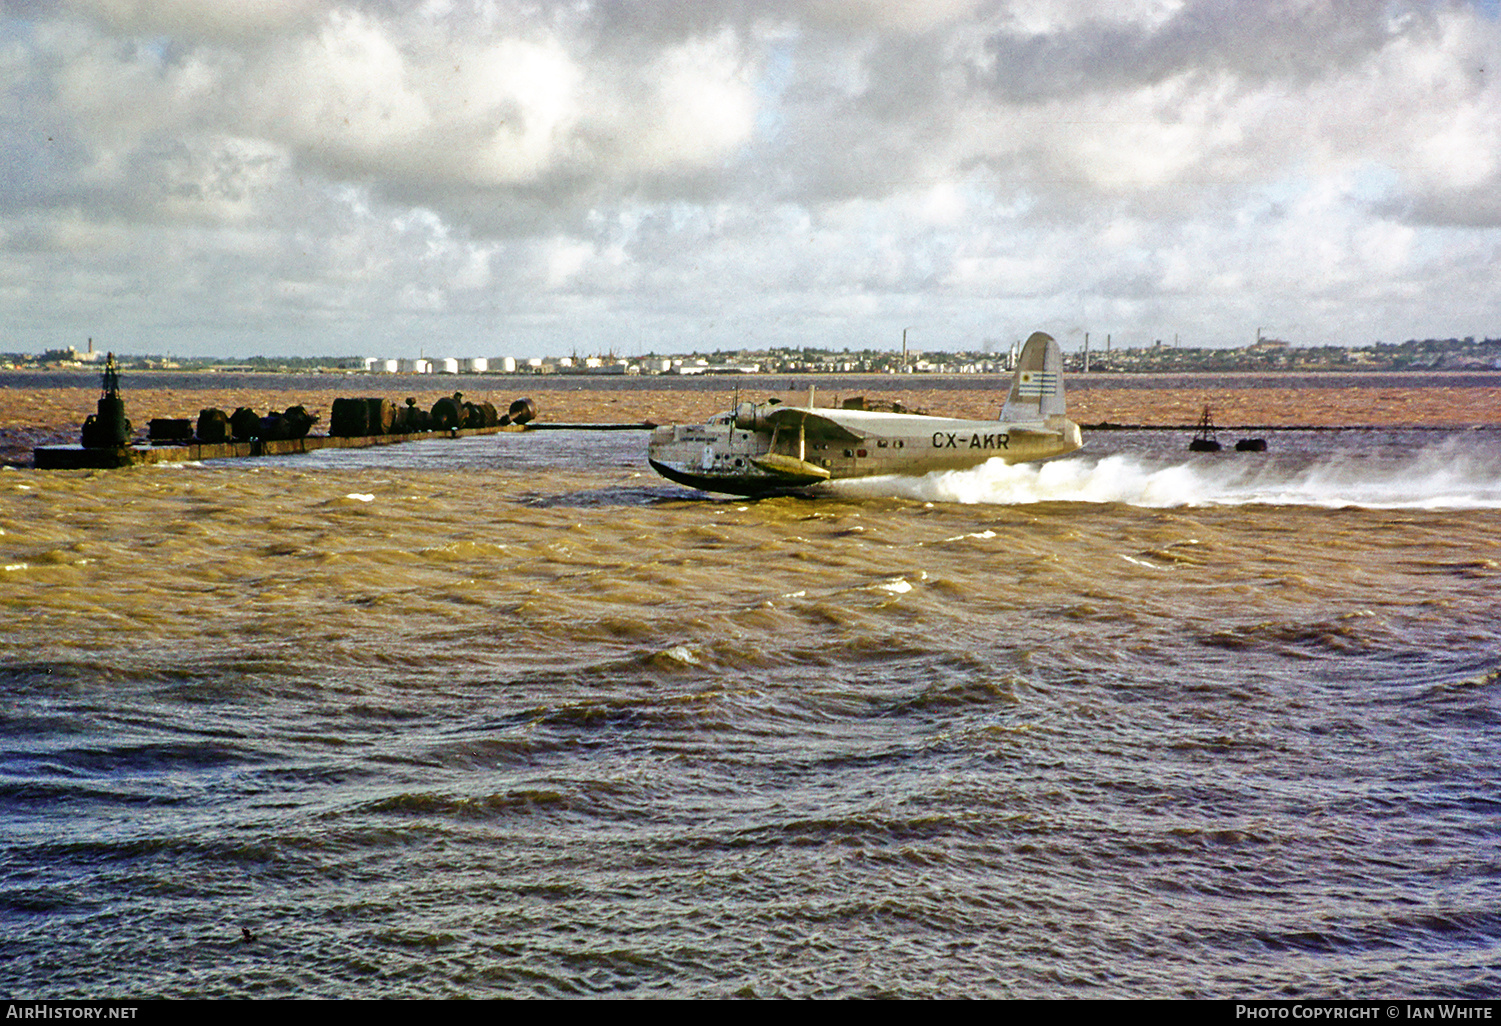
[431,395,465,431]
[281,405,315,440]
[392,398,429,434]
[197,408,232,444]
[148,418,194,443]
[507,397,536,426]
[329,398,366,437]
[331,397,395,437]
[459,401,499,429]
[259,412,287,441]
[258,405,315,442]
[230,407,260,441]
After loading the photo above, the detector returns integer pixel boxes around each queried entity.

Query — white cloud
[67,0,321,41]
[2,0,1500,357]
[796,0,989,34]
[544,237,594,288]
[638,28,757,168]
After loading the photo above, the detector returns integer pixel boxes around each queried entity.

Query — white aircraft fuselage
[648,331,1083,496]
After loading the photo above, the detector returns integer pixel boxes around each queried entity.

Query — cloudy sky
[3,0,1500,360]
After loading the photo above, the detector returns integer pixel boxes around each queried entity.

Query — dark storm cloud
[977,0,1409,101]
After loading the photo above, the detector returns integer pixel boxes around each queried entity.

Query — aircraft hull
[647,458,810,496]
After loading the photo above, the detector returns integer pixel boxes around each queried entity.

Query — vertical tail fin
[1001,331,1065,422]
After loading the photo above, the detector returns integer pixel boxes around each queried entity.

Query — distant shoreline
[5,371,1500,466]
[5,367,1501,393]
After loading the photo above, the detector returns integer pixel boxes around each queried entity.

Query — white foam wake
[830,436,1501,510]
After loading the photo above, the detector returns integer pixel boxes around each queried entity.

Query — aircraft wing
[762,407,867,443]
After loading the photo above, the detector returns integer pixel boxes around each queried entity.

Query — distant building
[40,346,102,365]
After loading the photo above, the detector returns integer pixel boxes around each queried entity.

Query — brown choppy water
[3,428,1501,998]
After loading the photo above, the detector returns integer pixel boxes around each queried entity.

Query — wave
[832,433,1501,509]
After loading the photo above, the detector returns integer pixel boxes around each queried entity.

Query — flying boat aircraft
[647,330,1082,495]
